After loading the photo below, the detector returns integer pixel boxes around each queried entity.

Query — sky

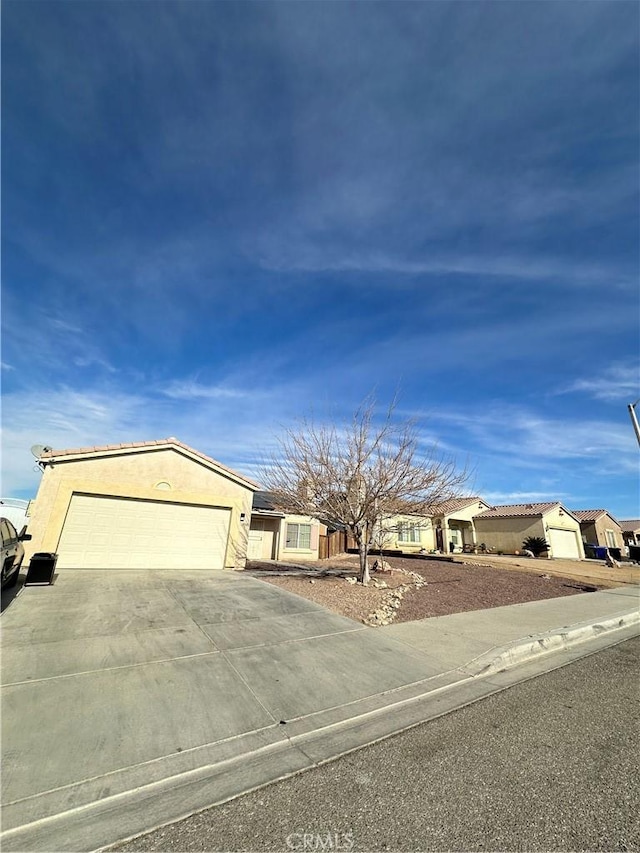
[2,1,639,518]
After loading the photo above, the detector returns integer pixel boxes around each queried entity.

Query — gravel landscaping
[247,554,602,626]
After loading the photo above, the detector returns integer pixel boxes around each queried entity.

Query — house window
[286,523,312,549]
[397,522,421,543]
[605,529,617,548]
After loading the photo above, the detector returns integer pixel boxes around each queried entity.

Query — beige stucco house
[373,513,434,555]
[26,438,258,570]
[619,520,640,548]
[248,492,328,562]
[430,497,493,554]
[473,502,585,560]
[368,497,492,556]
[572,510,625,552]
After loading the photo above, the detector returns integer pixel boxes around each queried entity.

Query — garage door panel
[57,495,230,570]
[548,528,580,560]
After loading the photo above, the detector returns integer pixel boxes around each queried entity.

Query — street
[112,636,640,852]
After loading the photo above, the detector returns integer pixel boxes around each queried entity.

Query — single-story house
[364,497,492,556]
[473,502,585,560]
[249,492,346,562]
[430,497,493,554]
[371,513,431,555]
[619,520,640,547]
[26,438,258,570]
[358,497,490,554]
[571,510,625,551]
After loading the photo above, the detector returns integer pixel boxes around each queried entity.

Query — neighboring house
[430,497,493,554]
[26,438,258,570]
[619,520,640,548]
[249,491,339,562]
[372,513,434,555]
[571,510,625,551]
[473,502,585,560]
[364,497,492,556]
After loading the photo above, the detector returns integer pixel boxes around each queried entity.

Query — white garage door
[548,527,580,560]
[56,494,231,569]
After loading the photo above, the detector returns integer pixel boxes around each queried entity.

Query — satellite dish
[30,444,52,459]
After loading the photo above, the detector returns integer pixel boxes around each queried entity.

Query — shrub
[522,536,549,557]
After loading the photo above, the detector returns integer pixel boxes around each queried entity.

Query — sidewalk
[1,575,638,853]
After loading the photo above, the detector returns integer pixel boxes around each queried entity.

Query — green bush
[522,536,549,557]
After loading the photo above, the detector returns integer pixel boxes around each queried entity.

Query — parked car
[1,517,31,589]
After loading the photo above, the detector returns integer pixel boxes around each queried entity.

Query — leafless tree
[262,397,469,584]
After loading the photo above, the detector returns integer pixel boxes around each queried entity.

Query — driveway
[1,569,446,850]
[4,569,636,852]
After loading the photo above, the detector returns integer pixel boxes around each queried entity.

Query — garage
[56,494,231,569]
[472,502,585,560]
[25,438,257,571]
[547,527,581,560]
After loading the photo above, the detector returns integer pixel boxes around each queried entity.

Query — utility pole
[628,399,640,447]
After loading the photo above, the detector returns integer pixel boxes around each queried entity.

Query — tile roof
[430,496,488,516]
[571,509,620,525]
[619,519,640,532]
[475,501,560,519]
[39,437,259,489]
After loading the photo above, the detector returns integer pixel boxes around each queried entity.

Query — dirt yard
[247,554,607,626]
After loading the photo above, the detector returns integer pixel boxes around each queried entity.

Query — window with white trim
[397,522,421,543]
[605,529,617,548]
[285,523,312,549]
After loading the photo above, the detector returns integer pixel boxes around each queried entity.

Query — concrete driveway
[1,569,446,850]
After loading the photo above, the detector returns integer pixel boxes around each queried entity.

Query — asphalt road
[112,637,640,852]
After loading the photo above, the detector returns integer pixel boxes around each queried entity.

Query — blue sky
[2,1,639,517]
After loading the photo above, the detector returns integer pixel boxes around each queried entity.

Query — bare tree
[262,398,469,584]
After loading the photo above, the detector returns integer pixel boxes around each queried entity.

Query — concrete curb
[466,608,640,675]
[2,607,638,853]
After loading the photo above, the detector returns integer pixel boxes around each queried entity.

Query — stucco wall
[278,514,323,561]
[446,501,491,523]
[579,522,598,544]
[472,516,547,554]
[592,516,625,549]
[473,508,584,558]
[377,515,434,553]
[26,447,254,569]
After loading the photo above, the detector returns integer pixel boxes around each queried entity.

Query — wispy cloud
[161,380,251,401]
[432,405,636,462]
[257,248,635,290]
[482,491,572,505]
[1,380,296,495]
[2,1,637,521]
[559,363,640,402]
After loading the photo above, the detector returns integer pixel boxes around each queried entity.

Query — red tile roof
[430,496,488,516]
[571,509,620,525]
[475,502,561,519]
[39,437,259,489]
